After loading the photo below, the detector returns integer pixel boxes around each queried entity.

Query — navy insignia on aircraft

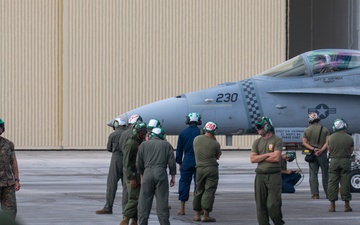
[109,49,360,137]
[308,104,336,119]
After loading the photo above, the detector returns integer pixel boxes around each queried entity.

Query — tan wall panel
[62,0,286,149]
[2,0,286,149]
[0,0,60,149]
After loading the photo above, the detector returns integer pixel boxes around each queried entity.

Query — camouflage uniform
[0,136,17,219]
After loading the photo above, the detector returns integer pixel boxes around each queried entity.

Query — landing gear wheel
[350,169,360,193]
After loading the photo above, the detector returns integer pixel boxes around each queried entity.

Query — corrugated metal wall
[0,0,60,148]
[1,0,286,149]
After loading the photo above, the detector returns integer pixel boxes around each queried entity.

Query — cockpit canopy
[257,49,360,77]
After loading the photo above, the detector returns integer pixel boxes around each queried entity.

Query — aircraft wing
[268,87,360,95]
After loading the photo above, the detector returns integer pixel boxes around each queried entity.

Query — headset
[150,127,165,140]
[185,112,202,125]
[113,118,125,129]
[255,116,273,132]
[203,121,218,135]
[0,120,4,133]
[132,121,147,136]
[332,118,348,132]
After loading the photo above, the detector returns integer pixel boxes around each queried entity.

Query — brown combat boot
[193,211,201,221]
[201,210,216,222]
[329,201,335,212]
[177,201,185,215]
[95,208,112,214]
[119,217,129,225]
[129,218,137,225]
[344,201,352,212]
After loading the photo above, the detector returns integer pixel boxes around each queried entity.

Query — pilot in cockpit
[312,54,332,74]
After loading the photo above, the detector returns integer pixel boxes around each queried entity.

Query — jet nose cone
[108,96,188,135]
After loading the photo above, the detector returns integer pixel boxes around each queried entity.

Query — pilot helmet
[0,118,4,133]
[332,118,348,132]
[255,116,273,132]
[203,121,218,135]
[150,127,166,140]
[113,118,126,128]
[147,119,161,130]
[128,114,143,125]
[314,54,331,64]
[132,121,147,136]
[186,112,202,125]
[308,112,320,123]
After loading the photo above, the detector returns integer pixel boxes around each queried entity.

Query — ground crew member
[302,112,329,199]
[146,119,161,141]
[280,152,301,193]
[250,116,285,225]
[137,127,176,225]
[193,121,221,222]
[0,118,20,219]
[176,112,201,215]
[327,118,354,212]
[120,121,147,225]
[96,117,127,214]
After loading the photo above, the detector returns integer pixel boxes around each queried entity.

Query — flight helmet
[308,112,320,123]
[150,127,165,140]
[203,121,218,135]
[132,121,147,136]
[185,112,202,125]
[255,116,274,132]
[128,114,143,125]
[147,119,161,129]
[0,118,4,133]
[332,118,348,132]
[113,118,126,128]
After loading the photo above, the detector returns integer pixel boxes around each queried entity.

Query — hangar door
[288,0,360,58]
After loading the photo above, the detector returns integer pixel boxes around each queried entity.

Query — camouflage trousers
[0,185,17,219]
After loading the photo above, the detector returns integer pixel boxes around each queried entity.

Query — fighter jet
[108,49,360,144]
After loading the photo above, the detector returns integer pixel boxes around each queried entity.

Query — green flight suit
[252,134,284,225]
[137,136,176,225]
[192,135,221,212]
[122,134,143,219]
[328,132,354,202]
[303,123,329,197]
[103,127,127,211]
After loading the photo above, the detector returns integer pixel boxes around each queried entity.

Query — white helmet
[308,112,320,123]
[128,114,143,124]
[333,118,348,132]
[113,118,126,128]
[150,127,165,140]
[147,119,161,129]
[203,121,218,135]
[185,112,202,125]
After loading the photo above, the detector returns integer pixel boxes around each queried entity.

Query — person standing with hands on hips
[193,121,221,222]
[327,118,354,212]
[0,118,20,219]
[250,116,285,225]
[302,112,329,199]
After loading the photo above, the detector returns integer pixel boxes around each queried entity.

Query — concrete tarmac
[12,150,360,225]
